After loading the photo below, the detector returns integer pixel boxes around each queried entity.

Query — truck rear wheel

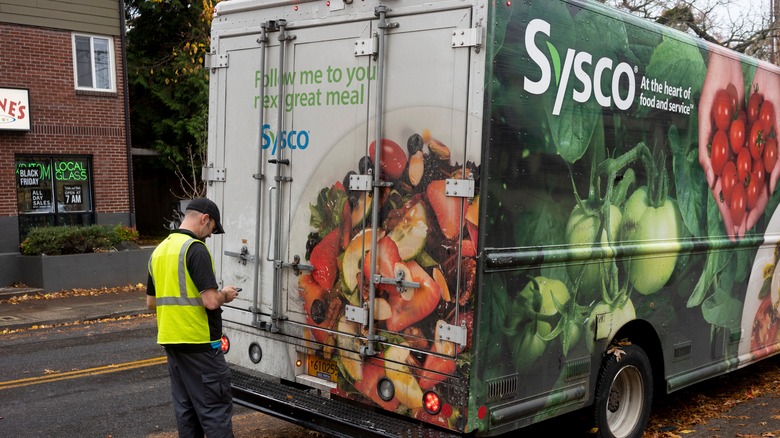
[593,344,653,438]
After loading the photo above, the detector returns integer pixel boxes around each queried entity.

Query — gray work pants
[165,347,234,438]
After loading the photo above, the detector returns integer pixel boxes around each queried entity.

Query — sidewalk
[0,286,151,331]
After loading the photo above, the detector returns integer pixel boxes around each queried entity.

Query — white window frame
[71,33,116,92]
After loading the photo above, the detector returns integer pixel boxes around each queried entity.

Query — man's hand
[202,286,239,310]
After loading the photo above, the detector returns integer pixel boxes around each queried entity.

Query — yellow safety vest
[148,233,215,345]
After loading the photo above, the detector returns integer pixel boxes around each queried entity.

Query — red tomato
[748,91,764,124]
[729,118,746,154]
[368,138,407,180]
[737,109,747,126]
[710,129,730,175]
[753,158,766,187]
[721,161,738,204]
[747,174,762,209]
[750,121,766,160]
[765,137,778,173]
[759,100,775,130]
[731,183,747,225]
[712,89,733,131]
[737,147,753,182]
[726,83,740,112]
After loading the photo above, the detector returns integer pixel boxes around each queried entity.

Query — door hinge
[201,165,226,182]
[437,320,468,347]
[345,304,368,325]
[452,27,482,50]
[349,173,372,191]
[354,36,378,57]
[204,52,229,70]
[445,177,475,198]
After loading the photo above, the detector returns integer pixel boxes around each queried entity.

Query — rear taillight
[423,390,442,415]
[220,335,230,353]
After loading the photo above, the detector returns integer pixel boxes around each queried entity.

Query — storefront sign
[31,189,52,210]
[63,185,83,204]
[0,88,30,131]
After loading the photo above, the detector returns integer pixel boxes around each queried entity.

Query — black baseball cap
[186,198,225,234]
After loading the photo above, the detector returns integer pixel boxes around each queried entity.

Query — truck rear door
[213,5,475,365]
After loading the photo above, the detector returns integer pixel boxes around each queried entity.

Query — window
[16,156,95,240]
[72,34,115,92]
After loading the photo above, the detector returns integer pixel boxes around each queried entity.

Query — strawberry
[461,238,476,257]
[298,274,329,344]
[362,235,402,294]
[310,229,340,289]
[466,220,478,250]
[418,340,457,390]
[426,180,462,240]
[386,261,441,332]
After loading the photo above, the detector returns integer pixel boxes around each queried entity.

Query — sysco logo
[523,19,636,116]
[261,124,310,155]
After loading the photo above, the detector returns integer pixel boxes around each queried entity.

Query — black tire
[592,344,653,438]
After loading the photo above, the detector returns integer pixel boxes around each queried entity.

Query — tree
[601,0,780,63]
[125,0,221,198]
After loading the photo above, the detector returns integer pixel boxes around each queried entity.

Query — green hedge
[20,225,140,256]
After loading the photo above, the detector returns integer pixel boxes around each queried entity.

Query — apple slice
[388,201,428,261]
[341,229,380,293]
[351,192,373,228]
[337,316,363,381]
[384,345,424,409]
[354,355,400,411]
[374,297,392,320]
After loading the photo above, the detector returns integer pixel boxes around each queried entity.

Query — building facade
[0,0,133,285]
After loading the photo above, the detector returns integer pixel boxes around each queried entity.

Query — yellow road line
[0,356,167,390]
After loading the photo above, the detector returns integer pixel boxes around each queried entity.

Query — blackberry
[358,155,373,174]
[407,133,424,155]
[343,170,356,194]
[305,231,320,260]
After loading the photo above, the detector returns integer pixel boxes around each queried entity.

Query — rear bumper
[230,366,465,438]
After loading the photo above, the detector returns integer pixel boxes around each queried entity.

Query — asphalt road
[0,315,314,438]
[4,288,780,437]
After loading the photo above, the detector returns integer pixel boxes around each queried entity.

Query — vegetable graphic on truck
[204,0,780,437]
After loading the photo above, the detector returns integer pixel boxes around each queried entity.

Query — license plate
[307,355,338,382]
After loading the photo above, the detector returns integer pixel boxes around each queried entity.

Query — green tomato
[565,204,622,302]
[586,296,636,354]
[519,276,570,316]
[620,187,681,295]
[513,323,546,373]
